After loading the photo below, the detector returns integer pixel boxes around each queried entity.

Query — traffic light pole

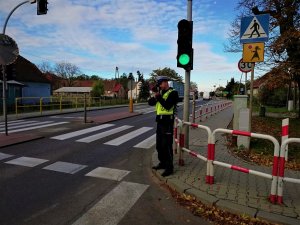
[2,0,36,135]
[183,0,192,148]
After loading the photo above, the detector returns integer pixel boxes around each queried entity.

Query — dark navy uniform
[148,76,179,177]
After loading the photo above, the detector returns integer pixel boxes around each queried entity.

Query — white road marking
[0,119,25,124]
[72,181,148,225]
[43,161,87,174]
[0,152,14,161]
[104,127,153,146]
[134,133,156,149]
[50,124,115,140]
[76,125,133,143]
[0,120,30,128]
[1,122,69,133]
[85,167,130,181]
[0,121,52,131]
[5,157,48,167]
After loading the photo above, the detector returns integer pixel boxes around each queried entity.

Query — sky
[0,0,256,92]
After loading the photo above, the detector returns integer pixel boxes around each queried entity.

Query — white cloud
[0,0,241,85]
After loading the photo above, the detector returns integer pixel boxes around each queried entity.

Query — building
[0,55,51,111]
[53,86,92,98]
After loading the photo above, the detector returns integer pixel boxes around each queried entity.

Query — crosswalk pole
[2,65,8,135]
[84,93,87,123]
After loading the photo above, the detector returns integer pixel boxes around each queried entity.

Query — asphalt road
[0,100,212,225]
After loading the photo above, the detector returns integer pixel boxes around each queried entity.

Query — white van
[203,92,211,100]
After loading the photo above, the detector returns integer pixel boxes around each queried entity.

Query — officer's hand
[155,93,161,98]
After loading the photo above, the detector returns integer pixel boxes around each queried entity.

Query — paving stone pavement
[152,106,300,225]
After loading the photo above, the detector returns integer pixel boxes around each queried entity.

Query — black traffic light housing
[6,64,17,80]
[177,19,193,71]
[0,64,17,80]
[37,0,48,15]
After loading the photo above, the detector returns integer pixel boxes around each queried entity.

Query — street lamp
[1,0,47,135]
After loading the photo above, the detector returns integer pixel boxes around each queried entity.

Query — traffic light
[6,64,17,80]
[37,0,48,15]
[177,19,193,71]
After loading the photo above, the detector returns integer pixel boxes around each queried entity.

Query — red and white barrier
[277,138,300,204]
[281,118,289,161]
[210,128,280,203]
[175,118,212,171]
[173,116,299,205]
[191,100,232,122]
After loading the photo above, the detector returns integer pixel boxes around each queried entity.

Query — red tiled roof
[113,83,122,92]
[74,80,94,87]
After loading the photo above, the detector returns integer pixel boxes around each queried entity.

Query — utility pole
[182,0,192,148]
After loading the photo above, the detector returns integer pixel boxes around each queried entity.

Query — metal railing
[14,96,129,116]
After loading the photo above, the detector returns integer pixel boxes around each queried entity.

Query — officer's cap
[156,76,170,84]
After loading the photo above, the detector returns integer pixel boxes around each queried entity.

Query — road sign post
[240,14,269,134]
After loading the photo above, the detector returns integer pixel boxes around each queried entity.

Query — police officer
[148,76,179,177]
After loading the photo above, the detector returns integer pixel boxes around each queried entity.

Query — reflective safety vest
[156,89,174,115]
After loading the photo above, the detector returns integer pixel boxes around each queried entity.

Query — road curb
[257,210,300,225]
[216,199,257,218]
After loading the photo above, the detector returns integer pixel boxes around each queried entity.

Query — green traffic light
[178,54,190,65]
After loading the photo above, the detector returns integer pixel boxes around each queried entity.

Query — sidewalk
[152,107,300,225]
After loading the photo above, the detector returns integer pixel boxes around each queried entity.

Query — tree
[54,62,81,86]
[224,78,239,98]
[91,79,104,97]
[38,61,53,73]
[149,67,183,83]
[90,75,101,80]
[226,0,300,117]
[76,74,90,80]
[137,70,143,81]
[119,73,129,91]
[190,81,198,91]
[139,79,150,101]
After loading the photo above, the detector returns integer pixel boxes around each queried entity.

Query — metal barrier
[191,100,232,123]
[281,118,289,161]
[210,128,280,203]
[277,138,300,204]
[174,117,212,179]
[174,115,300,204]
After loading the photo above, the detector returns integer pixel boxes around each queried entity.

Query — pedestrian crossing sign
[240,14,269,44]
[243,43,265,63]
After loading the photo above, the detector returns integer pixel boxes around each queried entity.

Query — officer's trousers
[156,121,174,171]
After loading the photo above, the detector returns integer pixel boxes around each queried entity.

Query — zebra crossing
[0,119,69,133]
[0,152,149,225]
[51,123,156,149]
[1,154,132,181]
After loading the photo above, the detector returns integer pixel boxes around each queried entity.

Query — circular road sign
[0,34,19,66]
[238,59,253,73]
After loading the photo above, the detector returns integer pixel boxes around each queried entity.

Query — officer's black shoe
[161,169,173,177]
[152,163,165,170]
